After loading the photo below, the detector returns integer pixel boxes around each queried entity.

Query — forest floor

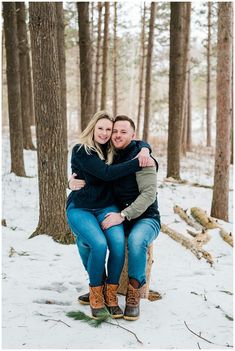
[2,132,233,349]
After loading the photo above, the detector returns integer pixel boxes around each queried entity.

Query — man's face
[111,120,135,149]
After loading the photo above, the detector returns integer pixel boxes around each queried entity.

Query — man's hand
[101,212,124,230]
[69,173,86,190]
[136,147,150,167]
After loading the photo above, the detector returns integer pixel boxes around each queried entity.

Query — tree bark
[55,3,68,152]
[93,2,103,113]
[167,3,190,179]
[77,2,93,130]
[29,2,74,244]
[206,2,212,147]
[211,3,232,221]
[113,2,118,116]
[16,2,35,150]
[143,2,156,141]
[3,2,26,176]
[136,4,146,139]
[187,64,192,151]
[100,2,110,110]
[27,40,35,126]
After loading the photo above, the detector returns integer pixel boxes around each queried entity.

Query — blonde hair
[78,111,115,164]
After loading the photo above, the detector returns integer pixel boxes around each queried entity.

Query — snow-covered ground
[2,133,233,349]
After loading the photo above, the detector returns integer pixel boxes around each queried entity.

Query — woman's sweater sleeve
[71,145,141,181]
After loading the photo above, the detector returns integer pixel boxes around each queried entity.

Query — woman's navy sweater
[67,144,141,209]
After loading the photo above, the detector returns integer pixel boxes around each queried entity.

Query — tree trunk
[167,3,190,180]
[136,4,146,139]
[206,2,212,147]
[93,2,103,113]
[77,2,93,130]
[55,3,68,152]
[187,65,192,151]
[16,2,35,150]
[211,2,232,221]
[100,2,110,110]
[29,2,74,244]
[113,2,118,116]
[3,2,26,176]
[181,3,191,156]
[27,40,35,126]
[143,2,156,141]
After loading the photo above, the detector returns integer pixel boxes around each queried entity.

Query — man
[69,115,160,320]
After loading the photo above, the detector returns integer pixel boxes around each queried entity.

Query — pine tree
[16,2,35,150]
[3,2,26,176]
[143,2,156,141]
[136,4,146,139]
[211,2,232,221]
[77,2,93,130]
[29,2,74,243]
[100,2,110,110]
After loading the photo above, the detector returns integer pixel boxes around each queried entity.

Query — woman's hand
[136,147,150,167]
[68,173,86,190]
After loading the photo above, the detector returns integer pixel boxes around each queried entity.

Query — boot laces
[127,288,140,305]
[92,289,104,305]
[106,289,117,305]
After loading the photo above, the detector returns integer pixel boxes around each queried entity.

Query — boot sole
[78,300,90,305]
[123,315,139,321]
[111,314,124,319]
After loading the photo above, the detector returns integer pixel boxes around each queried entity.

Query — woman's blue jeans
[66,202,125,287]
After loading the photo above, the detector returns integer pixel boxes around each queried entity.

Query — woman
[66,111,152,319]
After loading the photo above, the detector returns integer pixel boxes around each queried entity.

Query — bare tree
[206,2,212,147]
[93,2,103,112]
[113,2,118,116]
[3,2,26,176]
[211,2,232,221]
[29,2,73,243]
[55,3,68,150]
[136,4,146,139]
[143,2,156,141]
[100,2,110,110]
[77,2,93,130]
[167,3,190,179]
[16,2,35,150]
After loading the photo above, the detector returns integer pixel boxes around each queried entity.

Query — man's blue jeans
[66,202,125,287]
[125,218,160,286]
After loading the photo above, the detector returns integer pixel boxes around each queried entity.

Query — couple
[66,111,160,321]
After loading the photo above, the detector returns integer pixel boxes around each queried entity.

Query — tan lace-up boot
[89,285,106,319]
[104,284,123,318]
[124,283,141,321]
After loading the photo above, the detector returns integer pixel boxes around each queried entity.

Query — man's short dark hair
[114,115,136,131]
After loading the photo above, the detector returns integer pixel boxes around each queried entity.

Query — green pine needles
[66,308,111,327]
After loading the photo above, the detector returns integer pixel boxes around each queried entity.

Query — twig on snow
[105,320,143,344]
[184,321,233,348]
[44,318,71,328]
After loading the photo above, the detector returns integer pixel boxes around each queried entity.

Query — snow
[2,133,233,349]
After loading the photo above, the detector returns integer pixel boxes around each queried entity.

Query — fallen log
[191,207,233,247]
[191,207,218,229]
[220,229,233,247]
[161,224,213,266]
[174,205,202,230]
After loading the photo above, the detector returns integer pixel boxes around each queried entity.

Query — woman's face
[94,118,113,144]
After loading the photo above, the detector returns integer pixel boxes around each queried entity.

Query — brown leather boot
[104,284,123,319]
[124,283,141,321]
[89,285,106,319]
